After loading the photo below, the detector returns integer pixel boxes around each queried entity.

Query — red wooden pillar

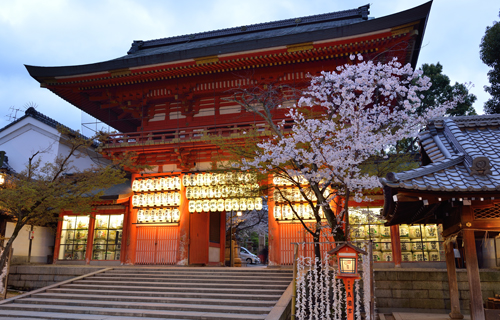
[445,240,463,319]
[390,225,401,267]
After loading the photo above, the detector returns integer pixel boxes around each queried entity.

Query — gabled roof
[25,2,432,79]
[381,114,500,193]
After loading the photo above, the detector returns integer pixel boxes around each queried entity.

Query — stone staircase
[0,267,293,319]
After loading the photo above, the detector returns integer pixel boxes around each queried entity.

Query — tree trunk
[0,221,24,275]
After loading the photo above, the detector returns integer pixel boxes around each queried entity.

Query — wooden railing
[103,120,294,149]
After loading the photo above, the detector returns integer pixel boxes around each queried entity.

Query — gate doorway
[135,226,179,265]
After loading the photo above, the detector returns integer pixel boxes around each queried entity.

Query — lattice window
[474,203,500,220]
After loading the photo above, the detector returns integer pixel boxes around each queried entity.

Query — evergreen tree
[480,10,500,114]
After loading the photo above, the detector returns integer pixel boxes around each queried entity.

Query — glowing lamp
[328,243,367,279]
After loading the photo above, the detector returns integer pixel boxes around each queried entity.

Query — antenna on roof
[6,106,23,122]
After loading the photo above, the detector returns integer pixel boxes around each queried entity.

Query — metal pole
[369,240,374,320]
[230,211,234,267]
[291,243,298,320]
[28,225,33,263]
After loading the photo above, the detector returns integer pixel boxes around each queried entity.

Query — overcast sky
[0,0,498,134]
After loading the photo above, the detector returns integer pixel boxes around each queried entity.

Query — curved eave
[25,1,431,81]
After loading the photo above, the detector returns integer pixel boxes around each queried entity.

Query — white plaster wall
[56,141,109,171]
[5,222,55,264]
[0,120,60,173]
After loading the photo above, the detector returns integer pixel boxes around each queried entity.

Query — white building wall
[5,222,55,264]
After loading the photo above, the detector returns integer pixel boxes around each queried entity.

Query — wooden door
[135,226,179,265]
[189,212,209,264]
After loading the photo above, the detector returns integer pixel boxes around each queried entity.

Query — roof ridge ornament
[470,156,492,176]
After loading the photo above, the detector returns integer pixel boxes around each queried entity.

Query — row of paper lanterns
[273,175,308,186]
[273,188,328,203]
[183,172,257,187]
[137,208,180,223]
[273,204,325,220]
[132,192,181,207]
[188,197,263,213]
[132,177,181,192]
[186,184,259,200]
[350,224,438,240]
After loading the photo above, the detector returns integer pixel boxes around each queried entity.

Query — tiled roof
[381,114,500,192]
[0,107,91,142]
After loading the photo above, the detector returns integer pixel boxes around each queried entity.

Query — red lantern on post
[328,243,367,320]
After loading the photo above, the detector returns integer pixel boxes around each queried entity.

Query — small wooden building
[381,114,500,320]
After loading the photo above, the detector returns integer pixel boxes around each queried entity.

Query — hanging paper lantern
[147,194,154,207]
[210,199,217,212]
[201,186,208,199]
[226,172,234,184]
[186,187,192,200]
[237,186,244,197]
[154,193,162,206]
[137,209,144,222]
[221,186,229,198]
[247,198,255,211]
[189,174,197,186]
[159,178,167,190]
[174,176,181,190]
[193,187,200,199]
[195,200,203,213]
[254,197,263,211]
[188,200,196,213]
[273,189,281,202]
[224,199,232,211]
[283,206,292,219]
[143,209,151,221]
[202,200,210,212]
[132,180,140,192]
[165,192,172,206]
[182,174,191,187]
[132,195,140,207]
[218,173,226,185]
[153,179,160,191]
[172,209,180,222]
[217,199,224,212]
[244,173,251,183]
[165,208,172,222]
[274,206,281,219]
[237,172,245,183]
[215,186,222,198]
[174,192,180,205]
[231,198,238,211]
[239,198,247,211]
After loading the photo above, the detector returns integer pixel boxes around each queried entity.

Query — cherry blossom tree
[238,55,462,258]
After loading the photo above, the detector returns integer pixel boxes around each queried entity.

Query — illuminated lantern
[254,197,263,211]
[202,200,210,212]
[144,209,151,221]
[224,199,232,211]
[274,189,281,202]
[221,186,229,198]
[154,193,162,206]
[182,174,191,187]
[208,186,214,199]
[217,199,224,212]
[247,198,255,211]
[274,206,282,220]
[159,178,167,190]
[195,200,203,213]
[172,209,180,222]
[137,209,144,222]
[201,186,208,199]
[132,195,140,207]
[327,243,367,320]
[132,180,140,192]
[174,192,180,206]
[189,174,197,186]
[283,206,292,219]
[154,179,162,191]
[239,198,247,211]
[209,199,217,212]
[218,173,226,185]
[188,200,196,213]
[226,172,233,184]
[186,187,192,200]
[165,208,172,222]
[147,194,155,207]
[231,198,239,211]
[215,186,222,198]
[193,187,200,199]
[173,176,181,190]
[167,192,174,206]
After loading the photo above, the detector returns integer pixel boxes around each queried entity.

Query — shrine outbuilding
[381,114,500,320]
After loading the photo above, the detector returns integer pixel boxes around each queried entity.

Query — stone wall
[375,269,500,313]
[7,265,104,290]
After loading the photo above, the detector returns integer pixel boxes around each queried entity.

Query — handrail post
[291,243,299,320]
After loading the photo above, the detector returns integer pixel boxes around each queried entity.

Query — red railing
[103,120,294,149]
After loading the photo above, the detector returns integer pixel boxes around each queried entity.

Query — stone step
[61,283,286,295]
[72,279,289,290]
[0,304,268,319]
[47,287,282,300]
[88,275,291,285]
[0,311,181,320]
[104,268,292,274]
[32,292,277,307]
[97,272,292,280]
[17,298,273,315]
